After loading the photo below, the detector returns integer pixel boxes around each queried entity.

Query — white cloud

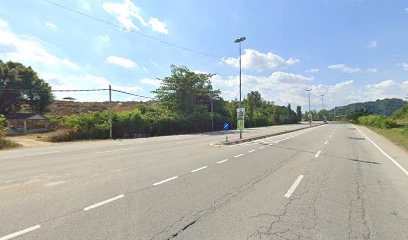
[0,22,78,69]
[223,49,299,71]
[103,0,168,34]
[367,68,378,73]
[405,7,408,14]
[0,18,9,28]
[78,0,91,11]
[96,34,110,42]
[328,64,360,73]
[106,56,137,68]
[306,68,319,73]
[45,22,57,29]
[148,17,168,34]
[140,78,161,86]
[149,59,159,67]
[401,62,408,71]
[367,40,377,48]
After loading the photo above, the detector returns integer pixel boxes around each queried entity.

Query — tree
[245,91,262,127]
[153,65,220,114]
[296,106,302,122]
[0,60,53,113]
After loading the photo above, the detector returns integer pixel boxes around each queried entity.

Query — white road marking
[234,154,245,158]
[248,149,256,153]
[324,140,328,145]
[153,176,178,186]
[355,126,408,177]
[83,195,124,211]
[315,150,321,158]
[259,146,265,149]
[2,151,60,159]
[216,159,229,164]
[191,166,208,173]
[329,135,332,138]
[0,225,41,240]
[284,175,304,198]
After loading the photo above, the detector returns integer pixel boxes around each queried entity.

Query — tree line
[1,61,303,140]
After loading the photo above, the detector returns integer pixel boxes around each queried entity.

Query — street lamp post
[234,36,246,139]
[306,89,312,127]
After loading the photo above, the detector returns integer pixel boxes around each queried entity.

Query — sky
[1,0,408,111]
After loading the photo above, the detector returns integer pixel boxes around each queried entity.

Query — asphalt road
[1,123,407,240]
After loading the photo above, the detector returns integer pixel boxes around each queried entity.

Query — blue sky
[1,0,408,111]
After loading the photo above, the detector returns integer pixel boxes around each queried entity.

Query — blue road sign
[224,123,229,130]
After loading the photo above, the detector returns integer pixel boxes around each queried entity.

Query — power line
[41,0,221,59]
[0,88,155,100]
[111,89,156,100]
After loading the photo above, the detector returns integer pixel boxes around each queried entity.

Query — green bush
[0,114,5,139]
[64,111,110,139]
[357,115,397,129]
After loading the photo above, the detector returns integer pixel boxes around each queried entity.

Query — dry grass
[0,138,21,150]
[367,126,408,151]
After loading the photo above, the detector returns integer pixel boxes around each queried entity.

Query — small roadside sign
[224,123,229,131]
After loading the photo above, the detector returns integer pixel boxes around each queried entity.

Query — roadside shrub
[0,114,5,139]
[64,111,110,139]
[357,115,397,129]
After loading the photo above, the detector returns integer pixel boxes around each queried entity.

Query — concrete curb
[217,124,324,145]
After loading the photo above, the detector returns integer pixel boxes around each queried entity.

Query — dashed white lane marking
[315,150,321,158]
[153,176,178,186]
[191,166,208,173]
[259,146,265,149]
[355,126,408,177]
[2,151,60,159]
[0,225,41,240]
[248,149,256,153]
[324,140,328,145]
[284,175,304,198]
[234,154,245,158]
[216,159,229,164]
[83,195,124,211]
[329,135,332,138]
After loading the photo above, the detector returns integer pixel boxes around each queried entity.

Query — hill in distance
[329,98,407,116]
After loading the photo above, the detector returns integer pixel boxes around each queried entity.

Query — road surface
[1,123,407,239]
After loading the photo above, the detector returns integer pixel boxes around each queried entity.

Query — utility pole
[210,94,214,131]
[234,36,246,139]
[109,85,112,139]
[306,89,312,127]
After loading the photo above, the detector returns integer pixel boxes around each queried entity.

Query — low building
[4,113,48,134]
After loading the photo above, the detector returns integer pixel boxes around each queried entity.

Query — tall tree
[0,60,53,113]
[246,91,262,127]
[296,106,302,122]
[153,65,220,114]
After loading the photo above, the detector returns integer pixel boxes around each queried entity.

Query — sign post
[224,123,229,142]
[236,108,245,138]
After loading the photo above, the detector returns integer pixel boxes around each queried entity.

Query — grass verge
[366,126,408,151]
[0,138,22,150]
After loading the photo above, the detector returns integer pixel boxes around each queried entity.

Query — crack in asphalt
[150,151,300,240]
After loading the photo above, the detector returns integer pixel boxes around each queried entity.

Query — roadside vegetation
[42,65,301,141]
[355,104,408,150]
[0,114,21,149]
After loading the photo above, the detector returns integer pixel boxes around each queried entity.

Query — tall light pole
[234,36,246,139]
[306,89,312,126]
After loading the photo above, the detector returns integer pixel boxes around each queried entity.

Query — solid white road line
[153,176,178,186]
[2,151,60,159]
[0,225,41,240]
[83,195,124,211]
[355,126,408,177]
[324,140,328,145]
[284,175,304,198]
[191,166,208,173]
[248,149,256,153]
[315,150,321,158]
[216,159,229,164]
[234,154,245,158]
